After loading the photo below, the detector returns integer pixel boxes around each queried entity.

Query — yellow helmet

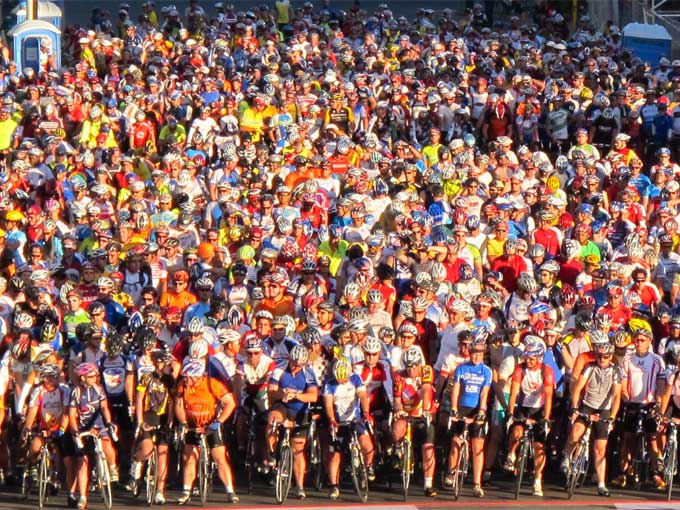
[333,358,352,383]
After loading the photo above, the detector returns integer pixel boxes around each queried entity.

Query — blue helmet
[465,215,480,230]
[428,203,444,225]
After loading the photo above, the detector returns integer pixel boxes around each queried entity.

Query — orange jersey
[177,376,230,428]
[160,290,197,311]
[393,365,434,417]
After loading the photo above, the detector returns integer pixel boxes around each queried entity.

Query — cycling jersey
[453,360,492,409]
[29,383,70,432]
[580,363,621,410]
[511,362,554,408]
[323,373,365,423]
[393,365,434,417]
[620,352,665,404]
[359,361,393,411]
[269,364,317,414]
[98,354,133,398]
[177,375,230,428]
[236,353,277,411]
[69,384,107,431]
[137,371,171,426]
[262,337,298,369]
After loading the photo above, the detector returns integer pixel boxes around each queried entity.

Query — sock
[598,482,606,489]
[182,485,191,492]
[424,477,432,488]
[225,484,233,493]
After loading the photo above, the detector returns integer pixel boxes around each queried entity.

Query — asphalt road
[3,474,680,510]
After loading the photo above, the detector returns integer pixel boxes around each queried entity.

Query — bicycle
[448,416,473,501]
[77,429,115,510]
[21,431,58,510]
[664,417,680,501]
[331,423,369,502]
[630,406,654,490]
[243,406,258,494]
[272,419,294,505]
[130,426,160,506]
[191,429,213,506]
[307,411,323,491]
[565,413,596,499]
[511,418,536,500]
[393,414,415,502]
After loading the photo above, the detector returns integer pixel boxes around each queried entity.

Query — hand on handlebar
[475,410,486,422]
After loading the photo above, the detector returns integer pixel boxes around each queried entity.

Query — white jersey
[620,351,665,404]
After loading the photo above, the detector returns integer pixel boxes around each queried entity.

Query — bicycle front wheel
[350,442,369,503]
[275,445,293,505]
[453,442,468,501]
[38,450,50,510]
[97,454,112,510]
[666,439,677,501]
[310,436,323,491]
[514,439,528,500]
[245,433,256,494]
[146,448,158,506]
[402,439,412,502]
[567,444,586,499]
[198,446,210,506]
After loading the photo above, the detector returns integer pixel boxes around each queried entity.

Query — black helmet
[135,325,157,350]
[106,331,125,357]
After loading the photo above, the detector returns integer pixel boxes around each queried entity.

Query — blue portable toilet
[622,22,672,66]
[7,20,61,73]
[14,0,62,30]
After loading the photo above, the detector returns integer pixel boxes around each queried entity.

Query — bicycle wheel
[97,454,113,510]
[38,450,50,510]
[514,439,528,500]
[567,445,586,499]
[401,439,412,502]
[453,442,468,501]
[146,448,158,506]
[350,442,369,503]
[245,433,255,494]
[21,468,31,499]
[666,439,677,501]
[275,444,293,505]
[198,445,210,506]
[310,437,323,491]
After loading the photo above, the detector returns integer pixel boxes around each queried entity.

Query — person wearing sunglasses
[566,341,621,497]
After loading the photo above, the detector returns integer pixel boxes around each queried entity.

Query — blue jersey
[453,361,492,409]
[269,364,317,413]
[323,373,365,423]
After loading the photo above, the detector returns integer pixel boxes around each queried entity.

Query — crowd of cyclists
[0,0,680,507]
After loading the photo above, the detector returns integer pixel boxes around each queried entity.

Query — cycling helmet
[195,277,214,290]
[245,337,264,352]
[363,337,382,354]
[39,363,60,380]
[333,359,352,382]
[431,262,446,280]
[75,322,97,343]
[367,289,384,304]
[14,312,34,330]
[32,345,53,364]
[348,318,369,334]
[187,316,204,335]
[136,326,157,350]
[528,244,545,258]
[12,336,31,360]
[343,282,362,300]
[403,346,424,368]
[289,344,309,364]
[596,312,613,328]
[399,323,419,337]
[504,239,519,254]
[613,330,631,348]
[517,274,538,293]
[151,349,174,364]
[181,360,205,377]
[539,260,560,274]
[301,260,317,272]
[189,338,209,359]
[632,327,653,340]
[602,107,614,120]
[106,332,124,357]
[597,343,615,355]
[575,312,594,331]
[528,301,550,315]
[590,330,610,347]
[672,315,680,326]
[378,327,395,340]
[301,328,321,345]
[75,362,98,377]
[523,337,546,358]
[227,305,245,327]
[40,321,58,344]
[217,328,242,345]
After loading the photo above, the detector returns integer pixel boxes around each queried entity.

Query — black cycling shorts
[270,403,310,439]
[452,406,487,439]
[185,428,224,449]
[622,403,658,434]
[512,406,548,443]
[408,416,436,445]
[577,405,611,441]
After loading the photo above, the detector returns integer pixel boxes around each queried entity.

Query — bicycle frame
[513,419,535,500]
[665,418,680,501]
[78,430,113,510]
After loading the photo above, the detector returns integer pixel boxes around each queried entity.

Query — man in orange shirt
[175,360,238,504]
[160,270,197,312]
[254,273,295,317]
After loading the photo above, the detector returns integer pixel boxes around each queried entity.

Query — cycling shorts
[622,403,658,434]
[75,430,112,458]
[512,406,548,443]
[452,406,487,439]
[185,428,224,449]
[577,405,612,441]
[141,424,171,446]
[329,422,368,453]
[270,402,310,438]
[399,416,435,445]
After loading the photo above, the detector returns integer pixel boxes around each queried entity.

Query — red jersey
[359,362,390,412]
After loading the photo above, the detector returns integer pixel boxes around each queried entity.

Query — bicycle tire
[275,444,293,505]
[402,439,412,502]
[146,448,158,506]
[350,442,369,503]
[311,437,323,491]
[514,439,528,500]
[245,433,255,495]
[97,454,112,510]
[567,444,586,499]
[666,438,677,501]
[38,449,50,510]
[453,442,468,501]
[198,444,210,506]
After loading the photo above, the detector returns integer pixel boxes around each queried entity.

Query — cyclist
[175,359,239,504]
[392,345,438,497]
[23,363,77,507]
[266,344,318,500]
[69,362,118,510]
[323,358,373,500]
[614,327,666,489]
[448,337,492,497]
[263,315,299,368]
[566,342,621,497]
[128,349,175,504]
[505,337,554,497]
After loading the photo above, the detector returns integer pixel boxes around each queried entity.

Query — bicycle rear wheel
[666,439,677,501]
[38,450,50,510]
[146,448,158,506]
[97,454,112,510]
[198,446,210,506]
[453,442,468,501]
[350,442,369,503]
[275,445,293,505]
[514,439,528,500]
[401,440,412,502]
